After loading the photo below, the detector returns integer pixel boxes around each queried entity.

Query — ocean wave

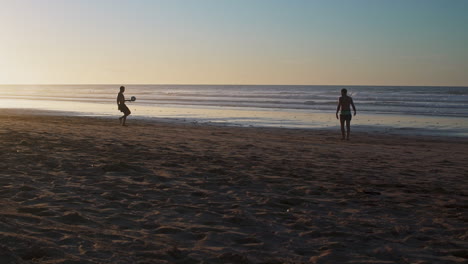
[1,85,468,118]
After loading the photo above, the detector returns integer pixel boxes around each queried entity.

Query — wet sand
[1,110,467,263]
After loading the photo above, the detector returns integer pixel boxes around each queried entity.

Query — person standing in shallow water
[336,88,356,140]
[117,86,131,126]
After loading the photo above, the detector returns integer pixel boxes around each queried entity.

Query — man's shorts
[119,104,131,115]
[340,114,352,121]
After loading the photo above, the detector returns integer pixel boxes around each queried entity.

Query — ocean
[1,85,467,136]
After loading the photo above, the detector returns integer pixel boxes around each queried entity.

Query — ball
[131,96,136,101]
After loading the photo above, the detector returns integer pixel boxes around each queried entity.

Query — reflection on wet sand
[2,99,468,137]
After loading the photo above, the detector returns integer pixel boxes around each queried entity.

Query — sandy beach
[0,109,467,264]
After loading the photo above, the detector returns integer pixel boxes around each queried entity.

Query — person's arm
[336,98,341,119]
[351,98,356,116]
[117,94,122,109]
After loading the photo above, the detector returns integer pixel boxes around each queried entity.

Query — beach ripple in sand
[0,112,467,263]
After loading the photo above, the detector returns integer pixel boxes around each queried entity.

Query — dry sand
[0,109,467,264]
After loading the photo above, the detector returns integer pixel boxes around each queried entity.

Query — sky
[0,0,467,86]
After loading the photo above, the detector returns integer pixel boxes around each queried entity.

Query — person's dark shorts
[119,104,131,115]
[340,114,352,121]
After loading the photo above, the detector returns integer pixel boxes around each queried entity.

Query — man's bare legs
[119,111,130,126]
[340,119,346,140]
[120,114,129,126]
[345,119,351,140]
[340,118,351,140]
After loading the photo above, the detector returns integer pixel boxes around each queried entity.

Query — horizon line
[1,83,467,88]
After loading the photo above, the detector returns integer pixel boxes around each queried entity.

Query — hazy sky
[0,0,467,85]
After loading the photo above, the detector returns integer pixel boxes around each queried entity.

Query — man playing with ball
[117,86,131,126]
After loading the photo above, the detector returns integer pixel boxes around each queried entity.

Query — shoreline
[2,107,468,139]
[1,109,467,263]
